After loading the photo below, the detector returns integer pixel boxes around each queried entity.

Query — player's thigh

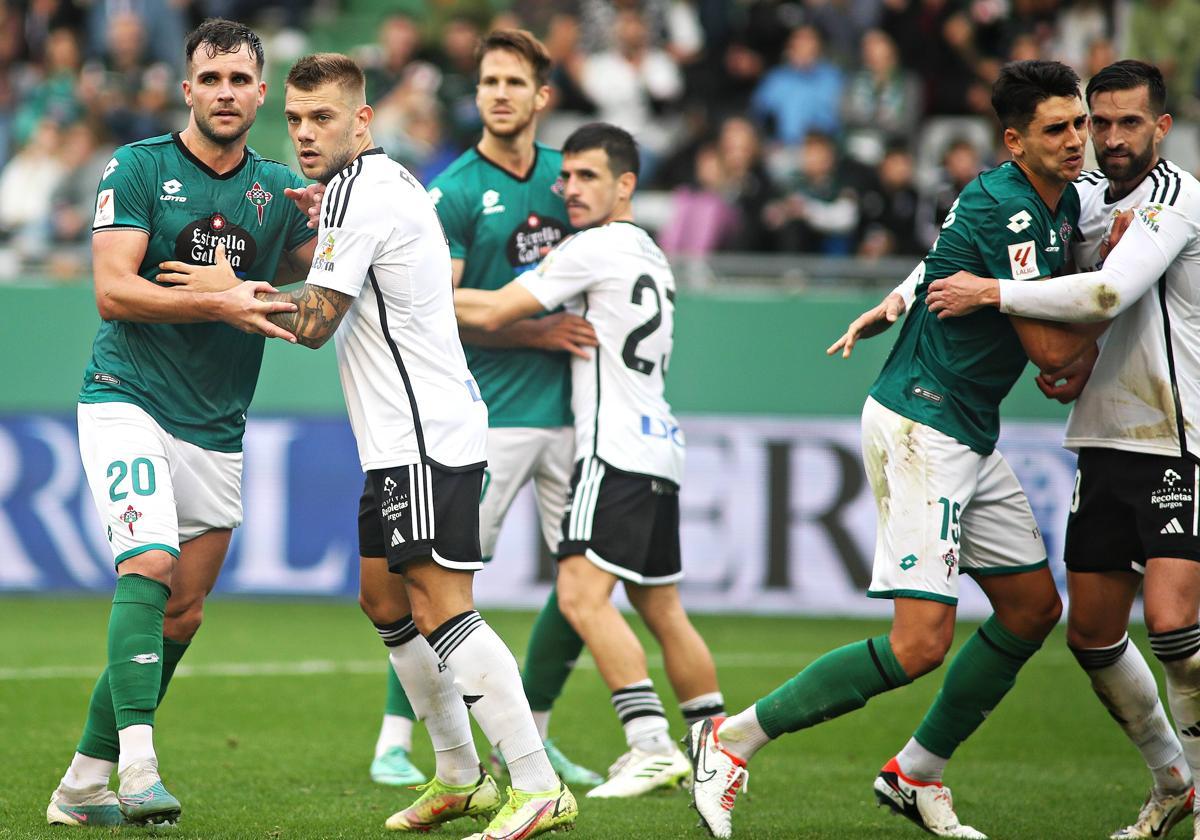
[1065,569,1140,648]
[559,456,682,588]
[861,397,978,607]
[78,401,181,571]
[478,427,544,559]
[531,426,575,553]
[1063,448,1145,578]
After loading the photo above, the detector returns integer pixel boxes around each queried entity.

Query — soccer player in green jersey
[367,29,605,789]
[45,19,317,829]
[687,60,1092,839]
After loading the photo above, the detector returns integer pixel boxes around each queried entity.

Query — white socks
[717,706,770,764]
[897,737,948,784]
[532,710,551,742]
[429,611,558,792]
[63,752,115,789]
[1150,627,1200,793]
[375,714,415,758]
[116,724,155,773]
[611,679,673,755]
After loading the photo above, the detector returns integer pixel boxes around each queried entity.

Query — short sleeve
[516,233,596,310]
[977,198,1050,282]
[303,183,383,298]
[428,179,471,260]
[282,170,317,252]
[92,146,154,233]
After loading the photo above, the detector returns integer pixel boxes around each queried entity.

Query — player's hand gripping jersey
[304,149,488,472]
[518,222,683,484]
[82,132,312,452]
[871,161,1080,453]
[430,144,573,427]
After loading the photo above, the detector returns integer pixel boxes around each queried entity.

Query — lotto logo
[1006,210,1033,233]
[899,554,917,571]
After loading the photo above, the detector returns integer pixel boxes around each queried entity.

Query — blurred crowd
[0,0,1196,279]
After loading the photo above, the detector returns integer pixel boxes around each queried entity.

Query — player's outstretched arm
[256,283,354,349]
[826,291,907,359]
[93,230,295,337]
[454,284,548,335]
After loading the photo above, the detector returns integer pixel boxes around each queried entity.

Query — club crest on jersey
[551,177,564,197]
[942,547,957,579]
[245,181,273,225]
[209,212,227,232]
[121,505,142,536]
[1059,220,1073,243]
[1007,240,1038,280]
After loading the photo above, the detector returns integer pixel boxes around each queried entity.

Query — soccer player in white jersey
[454,122,725,799]
[927,60,1200,840]
[168,53,578,838]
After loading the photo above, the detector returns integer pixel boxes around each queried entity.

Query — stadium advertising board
[0,414,1077,617]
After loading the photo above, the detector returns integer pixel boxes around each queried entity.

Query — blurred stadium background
[0,0,1193,837]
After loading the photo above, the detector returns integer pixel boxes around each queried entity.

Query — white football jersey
[305,149,488,471]
[1067,159,1200,458]
[518,222,684,484]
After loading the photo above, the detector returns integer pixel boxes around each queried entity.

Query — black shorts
[557,457,682,585]
[1065,448,1200,574]
[358,463,484,573]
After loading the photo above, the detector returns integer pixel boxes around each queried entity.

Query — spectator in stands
[581,7,684,179]
[14,26,82,148]
[45,120,110,276]
[544,12,596,117]
[432,14,484,150]
[0,118,66,257]
[763,131,857,254]
[750,24,842,146]
[841,28,920,165]
[916,137,980,248]
[856,143,922,258]
[361,12,438,106]
[84,0,184,72]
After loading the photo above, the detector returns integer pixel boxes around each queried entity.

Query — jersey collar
[172,131,250,180]
[473,143,539,182]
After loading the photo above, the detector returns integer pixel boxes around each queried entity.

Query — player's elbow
[1032,346,1080,375]
[296,329,332,350]
[94,290,124,322]
[1090,284,1121,320]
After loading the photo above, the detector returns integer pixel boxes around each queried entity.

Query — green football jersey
[870,162,1080,453]
[80,132,313,452]
[429,143,573,428]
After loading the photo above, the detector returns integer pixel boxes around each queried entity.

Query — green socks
[384,665,416,720]
[105,575,170,730]
[913,614,1042,758]
[756,635,912,738]
[521,589,585,712]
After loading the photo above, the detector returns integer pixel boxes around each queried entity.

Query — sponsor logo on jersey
[312,232,335,272]
[506,214,568,270]
[1006,209,1033,233]
[1138,203,1163,233]
[121,504,142,535]
[245,181,273,225]
[1151,468,1193,510]
[1007,240,1039,280]
[382,493,409,522]
[465,379,482,402]
[482,189,505,215]
[911,386,943,403]
[383,476,397,496]
[641,415,685,447]
[160,179,186,203]
[94,188,115,227]
[92,372,122,386]
[175,214,258,272]
[1165,469,1182,486]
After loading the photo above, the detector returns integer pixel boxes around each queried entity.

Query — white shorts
[862,397,1047,606]
[479,426,573,559]
[78,401,243,566]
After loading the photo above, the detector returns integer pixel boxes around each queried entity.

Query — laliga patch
[1007,240,1038,280]
[94,188,115,227]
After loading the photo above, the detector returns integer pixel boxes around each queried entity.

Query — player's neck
[178,124,247,175]
[477,128,536,178]
[1013,159,1067,212]
[1108,153,1160,202]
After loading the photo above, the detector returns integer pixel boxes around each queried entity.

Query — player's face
[562,148,634,228]
[1089,85,1169,184]
[183,43,265,146]
[286,82,372,184]
[475,49,548,139]
[1011,95,1087,184]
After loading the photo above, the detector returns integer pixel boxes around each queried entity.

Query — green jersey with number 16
[80,133,313,453]
[429,143,573,428]
[870,161,1079,454]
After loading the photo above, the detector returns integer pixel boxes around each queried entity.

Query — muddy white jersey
[1067,159,1200,459]
[305,149,487,472]
[518,222,684,483]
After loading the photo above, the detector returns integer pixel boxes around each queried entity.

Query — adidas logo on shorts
[390,528,405,547]
[1161,518,1186,535]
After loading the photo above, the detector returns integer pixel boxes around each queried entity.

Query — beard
[194,110,255,146]
[313,147,356,185]
[1099,141,1155,183]
[481,109,533,139]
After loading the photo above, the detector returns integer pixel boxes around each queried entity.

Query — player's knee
[357,588,395,625]
[1144,605,1198,637]
[889,630,950,677]
[163,599,204,642]
[555,579,602,628]
[118,550,175,586]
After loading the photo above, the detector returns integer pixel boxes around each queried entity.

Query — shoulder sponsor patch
[1137,203,1163,233]
[94,188,115,227]
[1007,240,1039,280]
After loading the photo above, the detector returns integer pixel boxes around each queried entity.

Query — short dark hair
[475,29,551,87]
[991,60,1081,131]
[1086,60,1167,116]
[286,53,366,99]
[563,122,640,179]
[185,18,264,74]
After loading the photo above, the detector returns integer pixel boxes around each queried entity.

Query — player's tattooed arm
[257,284,353,349]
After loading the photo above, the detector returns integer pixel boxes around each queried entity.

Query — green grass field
[0,596,1181,839]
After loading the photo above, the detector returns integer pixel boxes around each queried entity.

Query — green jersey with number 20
[870,162,1080,454]
[429,144,573,428]
[80,132,313,453]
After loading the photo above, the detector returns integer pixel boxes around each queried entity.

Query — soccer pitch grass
[0,597,1176,839]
